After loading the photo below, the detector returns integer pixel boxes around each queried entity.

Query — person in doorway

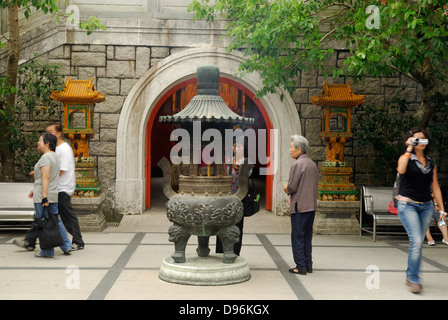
[216,141,249,256]
[283,135,318,275]
[46,123,85,251]
[396,127,445,293]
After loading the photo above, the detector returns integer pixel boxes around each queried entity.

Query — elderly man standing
[283,135,319,275]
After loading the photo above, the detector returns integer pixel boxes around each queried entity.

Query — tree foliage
[0,0,58,17]
[189,0,448,126]
[353,90,417,185]
[354,88,448,185]
[0,0,105,181]
[1,60,64,178]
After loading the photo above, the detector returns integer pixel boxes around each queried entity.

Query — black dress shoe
[289,268,307,275]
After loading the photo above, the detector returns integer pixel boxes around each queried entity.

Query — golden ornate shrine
[51,77,105,198]
[311,82,365,201]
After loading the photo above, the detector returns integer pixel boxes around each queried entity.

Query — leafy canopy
[1,60,64,176]
[0,0,105,45]
[189,0,448,98]
[0,0,59,17]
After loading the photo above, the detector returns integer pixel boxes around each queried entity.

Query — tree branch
[311,3,352,17]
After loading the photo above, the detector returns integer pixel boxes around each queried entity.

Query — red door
[145,78,274,211]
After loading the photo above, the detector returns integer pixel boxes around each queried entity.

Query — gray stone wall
[27,44,176,219]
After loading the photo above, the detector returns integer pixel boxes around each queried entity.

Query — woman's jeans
[397,200,434,284]
[34,203,72,257]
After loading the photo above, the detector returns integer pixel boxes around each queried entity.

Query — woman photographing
[396,127,446,293]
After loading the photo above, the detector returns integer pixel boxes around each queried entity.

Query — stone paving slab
[0,211,447,302]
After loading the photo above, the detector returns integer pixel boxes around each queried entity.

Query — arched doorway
[145,77,273,210]
[116,47,300,216]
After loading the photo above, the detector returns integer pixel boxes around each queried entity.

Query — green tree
[0,0,105,181]
[189,0,448,126]
[13,60,64,178]
[353,90,418,185]
[354,88,448,185]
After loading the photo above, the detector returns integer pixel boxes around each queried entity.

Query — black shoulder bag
[36,207,63,250]
[242,176,260,217]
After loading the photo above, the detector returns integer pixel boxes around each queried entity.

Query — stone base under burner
[159,255,251,286]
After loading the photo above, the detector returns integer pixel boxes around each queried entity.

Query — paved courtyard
[0,210,447,301]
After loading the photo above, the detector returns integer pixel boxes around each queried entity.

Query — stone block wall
[30,43,175,219]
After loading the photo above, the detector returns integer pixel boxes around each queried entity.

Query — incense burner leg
[168,224,191,263]
[196,236,211,257]
[217,225,240,264]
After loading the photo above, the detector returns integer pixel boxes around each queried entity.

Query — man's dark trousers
[291,210,315,270]
[58,192,84,246]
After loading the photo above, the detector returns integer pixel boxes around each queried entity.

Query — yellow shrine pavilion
[51,78,105,197]
[311,82,365,201]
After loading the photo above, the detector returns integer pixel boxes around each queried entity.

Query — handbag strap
[248,175,255,191]
[43,205,49,219]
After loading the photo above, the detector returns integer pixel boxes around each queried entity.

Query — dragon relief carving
[166,201,189,223]
[222,202,243,222]
[194,204,221,224]
[166,200,243,227]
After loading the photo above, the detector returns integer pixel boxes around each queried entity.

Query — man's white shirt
[56,142,76,195]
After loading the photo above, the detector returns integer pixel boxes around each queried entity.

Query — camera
[410,138,429,146]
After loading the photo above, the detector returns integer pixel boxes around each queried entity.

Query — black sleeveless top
[399,154,434,202]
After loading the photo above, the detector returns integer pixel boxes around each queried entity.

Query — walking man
[283,135,318,275]
[46,123,85,250]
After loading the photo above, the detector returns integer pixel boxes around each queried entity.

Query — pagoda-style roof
[310,82,365,107]
[159,95,254,124]
[51,77,105,103]
[159,66,254,125]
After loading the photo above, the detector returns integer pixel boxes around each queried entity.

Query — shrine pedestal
[314,200,360,235]
[318,161,358,201]
[159,255,251,286]
[74,157,102,197]
[72,194,107,232]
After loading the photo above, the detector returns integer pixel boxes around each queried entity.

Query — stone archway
[146,77,272,211]
[115,47,301,215]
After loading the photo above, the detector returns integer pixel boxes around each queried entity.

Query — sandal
[289,268,306,275]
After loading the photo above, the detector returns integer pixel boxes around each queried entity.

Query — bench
[360,186,436,241]
[360,186,402,241]
[0,182,35,230]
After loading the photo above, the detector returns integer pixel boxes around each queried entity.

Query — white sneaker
[428,240,436,246]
